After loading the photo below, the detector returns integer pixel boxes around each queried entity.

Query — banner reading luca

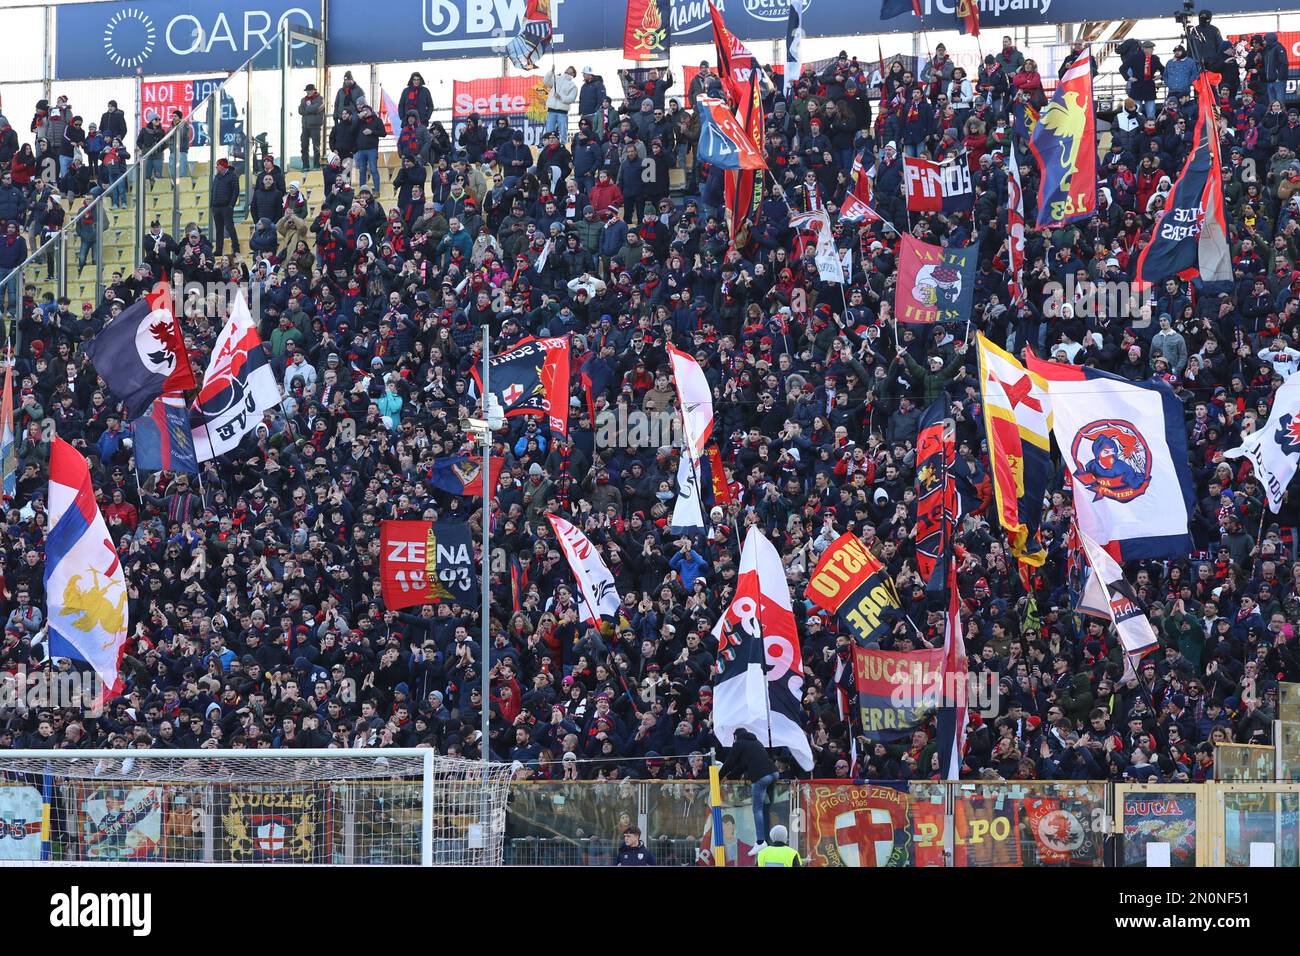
[853,646,943,741]
[802,782,911,867]
[381,520,476,610]
[894,234,977,324]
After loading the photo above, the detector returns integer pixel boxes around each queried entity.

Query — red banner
[623,0,669,61]
[802,782,911,867]
[379,521,476,611]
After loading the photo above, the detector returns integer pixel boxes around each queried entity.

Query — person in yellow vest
[756,825,801,867]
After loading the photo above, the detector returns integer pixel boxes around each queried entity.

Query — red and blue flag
[132,397,199,474]
[1029,45,1096,227]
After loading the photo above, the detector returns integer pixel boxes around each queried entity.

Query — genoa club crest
[1070,419,1152,502]
[1276,413,1300,455]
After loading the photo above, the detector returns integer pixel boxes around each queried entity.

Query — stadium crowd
[1,17,1300,790]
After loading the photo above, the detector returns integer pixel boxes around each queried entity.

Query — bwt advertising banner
[56,0,1291,79]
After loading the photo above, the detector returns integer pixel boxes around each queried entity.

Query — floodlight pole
[481,324,491,763]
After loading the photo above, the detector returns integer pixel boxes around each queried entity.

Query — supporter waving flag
[547,514,621,625]
[712,527,813,771]
[976,334,1050,567]
[1029,44,1096,227]
[1134,70,1232,294]
[190,290,280,461]
[84,282,195,420]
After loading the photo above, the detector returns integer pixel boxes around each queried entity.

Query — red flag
[956,0,980,35]
[623,0,669,61]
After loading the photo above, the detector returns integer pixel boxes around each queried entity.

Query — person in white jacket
[545,66,580,139]
[1259,334,1300,378]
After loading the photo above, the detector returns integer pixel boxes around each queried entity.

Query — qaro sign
[56,0,1294,79]
[55,0,316,80]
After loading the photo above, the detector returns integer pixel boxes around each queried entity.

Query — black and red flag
[913,398,968,592]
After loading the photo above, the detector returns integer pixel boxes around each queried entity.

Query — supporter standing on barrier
[720,728,780,857]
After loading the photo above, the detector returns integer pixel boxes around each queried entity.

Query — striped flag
[0,355,14,499]
[1005,140,1027,306]
[975,334,1050,567]
[936,554,967,780]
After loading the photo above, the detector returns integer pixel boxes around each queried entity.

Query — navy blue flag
[880,0,919,18]
[83,284,196,420]
[132,398,199,474]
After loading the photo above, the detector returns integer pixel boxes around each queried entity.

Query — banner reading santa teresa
[894,234,977,324]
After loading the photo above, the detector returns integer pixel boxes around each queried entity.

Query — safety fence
[502,779,1300,867]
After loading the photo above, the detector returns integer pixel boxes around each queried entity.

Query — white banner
[0,785,45,861]
[1225,370,1300,513]
[191,290,283,462]
[669,452,706,533]
[547,514,621,625]
[666,344,714,458]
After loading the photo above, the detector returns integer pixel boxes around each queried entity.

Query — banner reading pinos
[802,782,911,867]
[805,533,902,645]
[853,646,943,741]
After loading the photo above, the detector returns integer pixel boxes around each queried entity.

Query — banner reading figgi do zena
[452,77,548,148]
[801,782,911,867]
[853,646,943,742]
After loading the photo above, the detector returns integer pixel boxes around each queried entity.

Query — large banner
[1021,795,1103,866]
[380,520,476,610]
[219,786,328,863]
[801,782,911,867]
[452,76,548,147]
[56,0,1288,79]
[0,785,46,861]
[78,786,162,861]
[853,646,943,742]
[56,0,318,80]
